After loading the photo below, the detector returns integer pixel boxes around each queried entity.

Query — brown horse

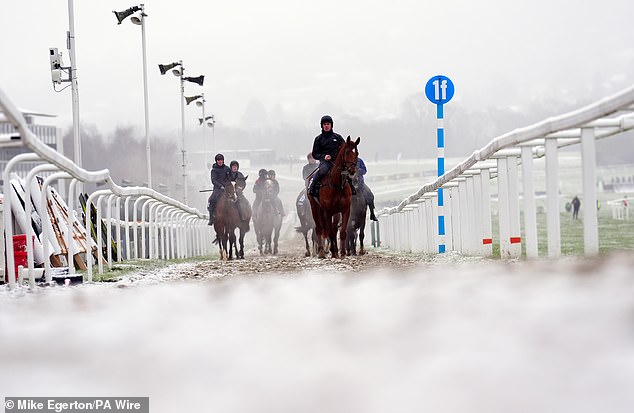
[230,176,252,259]
[308,136,360,258]
[213,182,240,260]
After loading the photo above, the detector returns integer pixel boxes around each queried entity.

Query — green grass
[489,210,634,258]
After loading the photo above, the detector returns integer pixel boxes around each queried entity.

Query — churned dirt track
[187,239,431,279]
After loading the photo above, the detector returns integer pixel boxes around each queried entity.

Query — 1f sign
[425,75,455,105]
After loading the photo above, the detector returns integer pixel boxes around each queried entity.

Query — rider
[208,153,231,225]
[298,152,319,210]
[356,157,378,221]
[252,168,268,220]
[229,160,248,221]
[302,152,319,186]
[309,114,355,197]
[267,169,284,216]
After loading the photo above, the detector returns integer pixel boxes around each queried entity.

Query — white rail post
[472,172,484,256]
[458,179,469,253]
[443,186,454,252]
[581,127,599,256]
[497,157,511,258]
[24,163,59,286]
[545,138,561,258]
[124,196,131,260]
[115,196,122,262]
[3,153,41,288]
[521,146,538,258]
[466,176,477,255]
[41,171,73,283]
[507,156,522,258]
[480,168,493,257]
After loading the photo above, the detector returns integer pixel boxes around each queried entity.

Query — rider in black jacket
[309,115,355,197]
[207,153,231,225]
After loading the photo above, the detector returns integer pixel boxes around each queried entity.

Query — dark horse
[253,179,282,255]
[295,188,316,257]
[346,170,368,256]
[229,176,252,259]
[308,136,360,259]
[213,182,240,260]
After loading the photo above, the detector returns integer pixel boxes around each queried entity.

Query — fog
[2,1,633,146]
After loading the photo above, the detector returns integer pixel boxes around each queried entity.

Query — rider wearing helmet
[309,115,355,197]
[207,153,231,225]
[228,160,246,189]
[229,160,248,221]
[267,169,284,216]
[252,168,268,220]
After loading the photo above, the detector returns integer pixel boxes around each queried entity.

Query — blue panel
[438,157,445,176]
[438,215,445,234]
[437,128,444,148]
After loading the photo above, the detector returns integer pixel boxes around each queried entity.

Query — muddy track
[187,237,429,279]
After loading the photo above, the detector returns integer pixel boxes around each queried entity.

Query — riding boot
[309,179,319,197]
[347,177,357,195]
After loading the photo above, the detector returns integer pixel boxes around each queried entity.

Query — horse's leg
[303,231,310,257]
[359,222,366,255]
[273,224,280,255]
[265,230,272,254]
[228,230,236,260]
[339,209,350,259]
[239,229,245,259]
[326,215,338,259]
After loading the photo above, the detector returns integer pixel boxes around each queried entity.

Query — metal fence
[376,85,634,258]
[1,86,212,290]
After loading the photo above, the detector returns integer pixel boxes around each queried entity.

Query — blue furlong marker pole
[437,103,445,253]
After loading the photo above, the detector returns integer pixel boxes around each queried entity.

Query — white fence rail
[1,86,212,289]
[377,85,634,258]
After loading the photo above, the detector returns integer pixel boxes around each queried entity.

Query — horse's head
[235,175,248,197]
[223,181,238,202]
[263,179,275,200]
[336,136,360,176]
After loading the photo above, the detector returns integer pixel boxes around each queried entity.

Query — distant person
[571,195,581,220]
[208,153,231,225]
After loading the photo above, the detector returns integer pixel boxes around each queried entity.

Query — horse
[229,176,252,259]
[253,179,282,255]
[308,136,360,259]
[295,188,317,257]
[213,182,240,261]
[346,170,368,256]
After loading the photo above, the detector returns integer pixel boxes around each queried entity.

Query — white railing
[1,86,212,289]
[377,85,634,258]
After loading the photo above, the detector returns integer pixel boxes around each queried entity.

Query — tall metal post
[139,4,152,189]
[67,0,81,168]
[179,70,188,204]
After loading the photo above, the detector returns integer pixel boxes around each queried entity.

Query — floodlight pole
[179,68,188,204]
[139,4,152,189]
[67,0,82,169]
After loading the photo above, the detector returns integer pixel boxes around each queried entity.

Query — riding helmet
[230,160,239,168]
[320,115,333,126]
[214,153,224,161]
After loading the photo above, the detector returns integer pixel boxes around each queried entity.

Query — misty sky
[1,0,633,139]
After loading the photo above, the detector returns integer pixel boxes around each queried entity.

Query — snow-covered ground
[1,251,633,413]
